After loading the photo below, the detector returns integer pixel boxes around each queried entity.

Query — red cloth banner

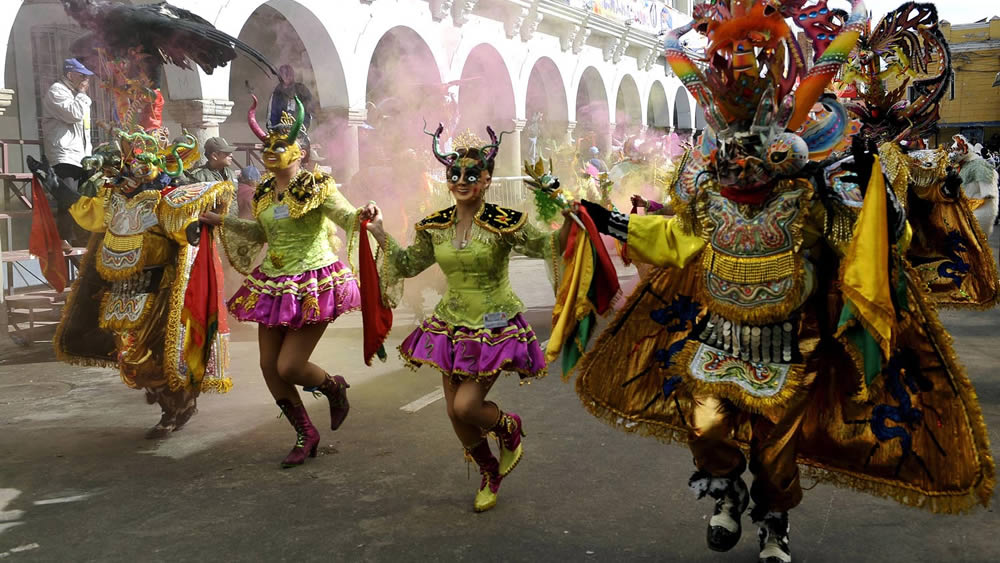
[28,177,68,292]
[359,220,393,366]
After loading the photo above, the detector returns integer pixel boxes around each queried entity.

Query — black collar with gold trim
[416,202,526,234]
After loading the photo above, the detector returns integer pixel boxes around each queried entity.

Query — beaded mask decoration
[425,123,510,183]
[666,0,867,189]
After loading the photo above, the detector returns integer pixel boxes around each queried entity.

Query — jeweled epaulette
[253,176,276,203]
[475,203,526,234]
[416,206,456,230]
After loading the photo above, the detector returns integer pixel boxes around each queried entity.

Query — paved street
[1,257,999,562]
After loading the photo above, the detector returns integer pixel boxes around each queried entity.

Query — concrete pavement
[1,256,998,562]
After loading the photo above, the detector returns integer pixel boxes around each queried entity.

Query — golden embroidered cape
[574,155,995,514]
[55,180,234,393]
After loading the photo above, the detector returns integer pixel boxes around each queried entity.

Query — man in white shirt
[41,58,93,245]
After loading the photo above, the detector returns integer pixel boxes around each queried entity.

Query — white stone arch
[673,85,694,130]
[201,0,351,108]
[646,79,671,129]
[454,43,517,129]
[574,66,612,149]
[572,64,613,123]
[352,18,449,112]
[614,74,642,133]
[4,0,78,141]
[1,0,27,90]
[449,37,523,120]
[518,53,571,125]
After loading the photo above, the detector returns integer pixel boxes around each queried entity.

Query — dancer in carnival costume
[30,129,233,439]
[202,97,364,468]
[948,135,999,238]
[572,2,994,562]
[364,125,572,512]
[832,2,999,309]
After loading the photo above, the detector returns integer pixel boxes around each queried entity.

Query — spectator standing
[184,137,237,184]
[41,58,94,246]
[268,64,315,130]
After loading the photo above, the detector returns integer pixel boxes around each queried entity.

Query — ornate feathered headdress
[665,1,867,183]
[837,2,952,143]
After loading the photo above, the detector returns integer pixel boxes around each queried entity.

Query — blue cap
[240,165,261,183]
[64,58,94,76]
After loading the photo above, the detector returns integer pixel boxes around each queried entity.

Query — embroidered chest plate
[700,184,809,324]
[107,190,160,236]
[100,190,161,281]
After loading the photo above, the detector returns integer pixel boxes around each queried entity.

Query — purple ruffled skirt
[227,261,360,329]
[399,313,548,382]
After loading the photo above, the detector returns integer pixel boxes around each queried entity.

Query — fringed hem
[200,377,233,394]
[670,340,810,415]
[956,192,1000,310]
[398,348,549,383]
[54,235,117,367]
[901,260,997,509]
[801,463,994,515]
[575,386,693,446]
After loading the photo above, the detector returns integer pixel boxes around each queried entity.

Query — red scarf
[29,177,68,292]
[181,227,223,382]
[359,220,393,365]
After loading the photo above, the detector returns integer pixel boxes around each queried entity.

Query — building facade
[1,0,700,181]
[937,18,1000,150]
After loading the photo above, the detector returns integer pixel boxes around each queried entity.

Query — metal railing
[0,139,42,175]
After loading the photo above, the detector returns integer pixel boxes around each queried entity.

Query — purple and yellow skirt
[227,261,360,329]
[399,313,547,383]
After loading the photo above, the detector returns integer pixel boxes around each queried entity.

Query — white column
[342,106,367,182]
[0,89,13,117]
[501,119,527,178]
[565,120,577,145]
[165,98,235,157]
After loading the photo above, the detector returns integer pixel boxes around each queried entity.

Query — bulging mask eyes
[449,167,462,183]
[770,151,788,163]
[465,172,479,184]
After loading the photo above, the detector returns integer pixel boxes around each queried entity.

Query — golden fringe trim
[575,376,695,447]
[159,180,235,235]
[800,463,993,515]
[54,235,117,366]
[164,245,194,393]
[95,243,149,282]
[200,377,233,394]
[938,192,1000,311]
[668,340,810,415]
[899,259,996,509]
[398,347,549,382]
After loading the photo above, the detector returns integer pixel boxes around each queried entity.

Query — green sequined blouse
[380,203,560,329]
[219,170,358,277]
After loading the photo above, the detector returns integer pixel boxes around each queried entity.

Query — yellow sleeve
[68,189,108,233]
[626,214,705,268]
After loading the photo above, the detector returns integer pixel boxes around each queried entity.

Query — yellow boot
[466,439,503,512]
[491,410,524,477]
